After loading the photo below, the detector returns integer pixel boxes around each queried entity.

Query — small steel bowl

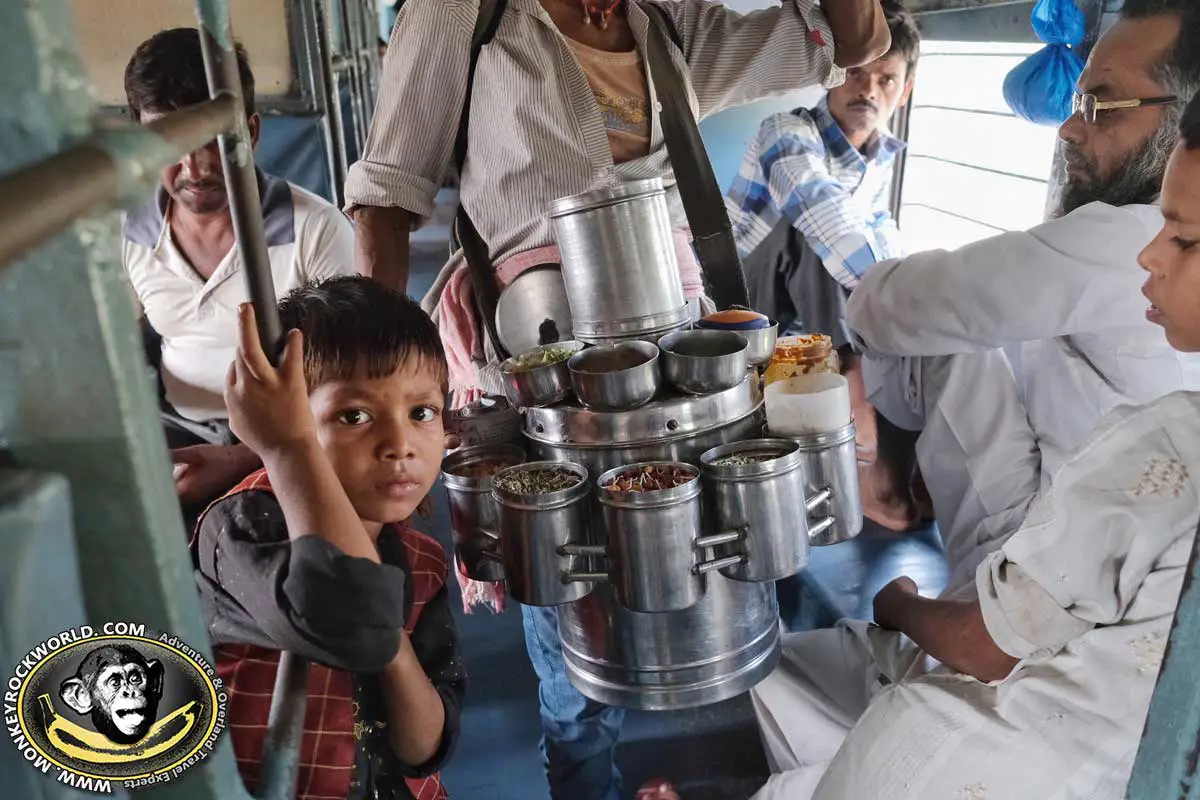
[568,341,660,411]
[500,341,587,408]
[658,329,749,395]
[737,319,779,367]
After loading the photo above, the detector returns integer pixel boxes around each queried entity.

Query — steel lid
[495,266,575,357]
[549,178,666,218]
[524,374,762,447]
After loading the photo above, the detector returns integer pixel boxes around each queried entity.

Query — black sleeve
[380,585,468,778]
[193,490,406,672]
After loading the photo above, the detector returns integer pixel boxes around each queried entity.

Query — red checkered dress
[201,470,450,800]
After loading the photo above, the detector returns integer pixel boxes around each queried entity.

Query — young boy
[190,276,464,800]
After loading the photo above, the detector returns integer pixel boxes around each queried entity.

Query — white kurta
[846,201,1200,592]
[848,200,1200,478]
[755,391,1200,800]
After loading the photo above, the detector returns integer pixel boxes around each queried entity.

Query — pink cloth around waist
[439,228,702,402]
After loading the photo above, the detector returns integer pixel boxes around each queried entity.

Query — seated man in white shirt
[748,86,1200,800]
[121,28,357,517]
[751,1,1200,794]
[847,0,1200,594]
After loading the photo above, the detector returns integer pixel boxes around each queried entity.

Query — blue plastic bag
[1004,43,1086,125]
[1031,0,1086,45]
[1004,0,1086,126]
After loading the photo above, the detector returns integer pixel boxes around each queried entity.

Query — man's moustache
[849,101,878,112]
[176,182,224,193]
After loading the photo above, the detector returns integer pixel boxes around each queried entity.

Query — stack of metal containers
[443,179,864,711]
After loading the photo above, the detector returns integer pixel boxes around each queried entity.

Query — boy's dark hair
[278,276,449,391]
[1182,91,1200,149]
[1120,0,1200,113]
[124,27,255,122]
[881,0,921,77]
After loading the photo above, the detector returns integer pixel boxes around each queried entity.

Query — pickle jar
[763,334,840,386]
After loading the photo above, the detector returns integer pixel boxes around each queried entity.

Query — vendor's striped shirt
[345,0,845,280]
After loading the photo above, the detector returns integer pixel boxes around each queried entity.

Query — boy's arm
[378,586,466,773]
[873,577,1019,683]
[194,490,407,672]
[226,303,380,564]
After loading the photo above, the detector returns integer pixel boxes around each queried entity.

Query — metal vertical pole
[195,0,283,351]
[339,0,369,156]
[314,0,349,205]
[888,92,913,225]
[353,0,375,143]
[362,0,382,112]
[195,3,307,798]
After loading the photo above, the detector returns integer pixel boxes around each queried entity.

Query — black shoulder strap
[453,0,510,361]
[641,1,749,310]
[454,0,507,178]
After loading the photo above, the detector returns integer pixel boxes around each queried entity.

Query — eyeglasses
[1071,92,1179,124]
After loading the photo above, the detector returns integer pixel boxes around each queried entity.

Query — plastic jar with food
[763,334,839,386]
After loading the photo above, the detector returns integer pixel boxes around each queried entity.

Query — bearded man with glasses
[748,2,1200,797]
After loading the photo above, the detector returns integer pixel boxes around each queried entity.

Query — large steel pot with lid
[521,376,780,709]
[550,179,692,343]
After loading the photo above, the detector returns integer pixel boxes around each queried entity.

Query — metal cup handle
[559,543,610,584]
[804,487,836,543]
[476,528,503,554]
[693,530,748,574]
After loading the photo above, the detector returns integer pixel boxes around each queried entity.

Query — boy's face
[307,357,446,526]
[1139,143,1200,353]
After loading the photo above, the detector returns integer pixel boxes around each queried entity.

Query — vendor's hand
[224,303,316,458]
[172,443,261,506]
[873,576,918,631]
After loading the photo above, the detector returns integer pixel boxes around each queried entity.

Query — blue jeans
[521,604,625,800]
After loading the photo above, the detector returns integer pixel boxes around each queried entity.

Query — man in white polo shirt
[122,28,357,515]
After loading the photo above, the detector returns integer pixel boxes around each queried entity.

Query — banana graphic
[38,694,200,765]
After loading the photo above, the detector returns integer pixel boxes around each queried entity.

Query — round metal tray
[524,374,762,447]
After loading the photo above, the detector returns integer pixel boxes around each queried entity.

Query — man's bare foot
[635,779,681,800]
[859,458,920,532]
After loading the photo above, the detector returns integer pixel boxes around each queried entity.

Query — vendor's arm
[846,202,1164,357]
[344,0,472,291]
[824,0,891,67]
[873,577,1018,683]
[660,0,873,119]
[755,117,902,289]
[378,586,466,773]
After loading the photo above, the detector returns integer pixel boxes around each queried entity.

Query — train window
[898,40,1062,252]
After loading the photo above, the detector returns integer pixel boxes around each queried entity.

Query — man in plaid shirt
[725,0,923,530]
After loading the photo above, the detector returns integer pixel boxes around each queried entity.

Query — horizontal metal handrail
[0,94,240,271]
